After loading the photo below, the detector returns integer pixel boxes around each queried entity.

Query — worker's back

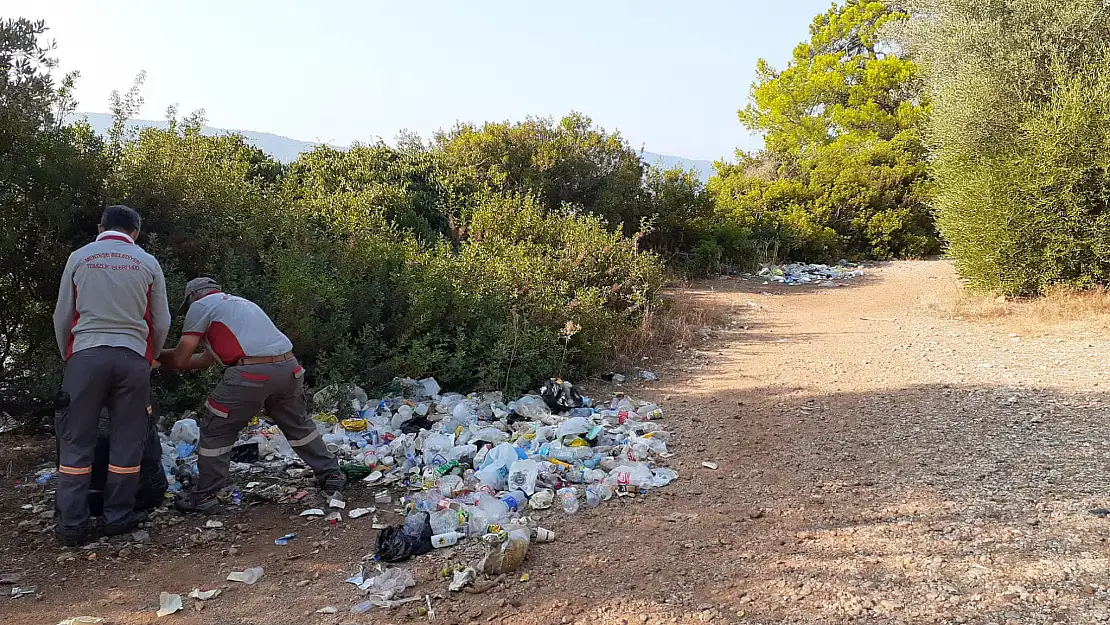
[59,232,166,361]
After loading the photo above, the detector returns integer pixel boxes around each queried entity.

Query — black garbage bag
[399,416,435,435]
[375,511,433,563]
[540,378,584,413]
[71,408,168,517]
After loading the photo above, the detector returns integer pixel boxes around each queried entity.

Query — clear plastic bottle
[585,484,603,507]
[558,487,579,515]
[351,600,374,614]
[499,489,528,513]
[430,508,461,534]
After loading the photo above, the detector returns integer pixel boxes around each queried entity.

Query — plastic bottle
[228,567,264,584]
[391,404,414,430]
[558,487,579,515]
[351,600,374,614]
[539,442,591,463]
[431,531,463,548]
[473,492,509,525]
[429,508,461,535]
[456,506,482,537]
[499,489,528,513]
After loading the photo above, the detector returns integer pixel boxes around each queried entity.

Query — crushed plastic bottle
[558,487,579,515]
[226,567,263,585]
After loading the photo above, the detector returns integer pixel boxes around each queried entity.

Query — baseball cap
[180,277,221,312]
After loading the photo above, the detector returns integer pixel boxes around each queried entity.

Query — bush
[903,0,1110,294]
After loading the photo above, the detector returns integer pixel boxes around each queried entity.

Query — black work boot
[102,510,150,536]
[54,524,91,548]
[317,472,347,496]
[174,492,222,515]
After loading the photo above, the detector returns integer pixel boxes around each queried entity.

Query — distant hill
[68,112,716,181]
[639,152,716,183]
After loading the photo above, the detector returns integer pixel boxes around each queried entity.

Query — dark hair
[101,205,142,233]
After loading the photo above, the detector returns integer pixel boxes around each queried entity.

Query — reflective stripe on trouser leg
[198,444,236,457]
[287,428,320,447]
[59,465,92,475]
[108,464,140,475]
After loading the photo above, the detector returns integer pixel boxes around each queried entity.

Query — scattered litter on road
[357,566,415,599]
[448,567,477,592]
[226,567,263,585]
[701,461,719,470]
[328,497,346,510]
[274,533,296,545]
[348,507,373,518]
[345,566,365,586]
[187,589,221,601]
[528,490,553,510]
[757,263,863,285]
[11,586,35,598]
[638,370,659,381]
[204,520,223,529]
[156,592,183,617]
[300,508,324,517]
[315,607,338,614]
[325,511,342,524]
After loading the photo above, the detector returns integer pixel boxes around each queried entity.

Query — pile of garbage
[160,377,678,605]
[757,262,863,286]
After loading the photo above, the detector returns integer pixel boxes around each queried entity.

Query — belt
[237,352,294,366]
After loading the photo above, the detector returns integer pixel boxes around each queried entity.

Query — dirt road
[4,260,1110,624]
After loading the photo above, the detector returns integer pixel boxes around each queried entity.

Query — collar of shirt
[96,231,135,244]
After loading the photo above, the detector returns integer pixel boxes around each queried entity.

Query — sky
[2,0,833,162]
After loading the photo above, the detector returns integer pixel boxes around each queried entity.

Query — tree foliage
[434,113,650,234]
[0,20,669,416]
[0,18,108,411]
[899,0,1110,294]
[710,0,937,264]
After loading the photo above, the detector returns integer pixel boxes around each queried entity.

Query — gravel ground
[2,259,1110,625]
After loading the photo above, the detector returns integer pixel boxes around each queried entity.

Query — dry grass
[939,283,1110,335]
[612,284,728,369]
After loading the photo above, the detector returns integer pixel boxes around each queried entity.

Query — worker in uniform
[52,205,171,546]
[158,277,344,513]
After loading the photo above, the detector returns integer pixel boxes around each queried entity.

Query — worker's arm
[52,253,78,359]
[157,333,218,370]
[159,296,218,370]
